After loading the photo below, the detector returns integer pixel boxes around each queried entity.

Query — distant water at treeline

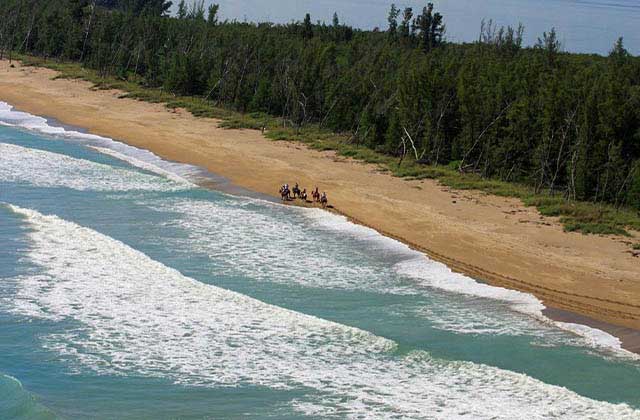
[194,0,640,55]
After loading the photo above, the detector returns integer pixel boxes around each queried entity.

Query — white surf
[4,204,639,419]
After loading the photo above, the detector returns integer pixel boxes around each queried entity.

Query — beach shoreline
[2,59,639,354]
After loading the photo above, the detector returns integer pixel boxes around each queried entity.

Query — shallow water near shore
[1,102,640,419]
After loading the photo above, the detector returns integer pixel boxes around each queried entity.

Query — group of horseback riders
[279,183,328,208]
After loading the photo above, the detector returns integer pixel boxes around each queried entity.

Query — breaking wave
[4,204,640,419]
[0,142,188,192]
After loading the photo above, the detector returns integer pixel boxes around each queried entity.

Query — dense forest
[1,0,640,210]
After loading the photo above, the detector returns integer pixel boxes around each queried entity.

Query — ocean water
[200,0,640,55]
[1,100,640,419]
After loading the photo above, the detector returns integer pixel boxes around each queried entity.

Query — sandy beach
[1,60,639,352]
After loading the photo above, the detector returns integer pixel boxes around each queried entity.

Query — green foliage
[3,1,640,236]
[207,4,219,26]
[523,195,640,235]
[387,4,400,39]
[415,3,444,52]
[562,222,626,236]
[302,13,313,39]
[98,0,173,16]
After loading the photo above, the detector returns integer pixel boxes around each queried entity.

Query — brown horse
[320,193,328,208]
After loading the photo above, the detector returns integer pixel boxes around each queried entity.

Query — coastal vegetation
[1,0,639,236]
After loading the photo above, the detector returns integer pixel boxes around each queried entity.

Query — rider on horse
[292,183,301,198]
[320,192,328,208]
[279,184,291,201]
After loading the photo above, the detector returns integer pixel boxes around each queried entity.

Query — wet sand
[1,60,639,353]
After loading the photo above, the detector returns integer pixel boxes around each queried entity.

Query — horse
[312,187,320,202]
[279,185,290,201]
[320,193,328,208]
[292,183,301,198]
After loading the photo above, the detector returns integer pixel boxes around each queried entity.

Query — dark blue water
[1,103,640,419]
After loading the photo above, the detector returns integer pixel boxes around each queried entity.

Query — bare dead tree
[19,9,35,53]
[81,0,96,62]
[397,133,407,166]
[351,77,381,145]
[567,121,582,200]
[597,141,616,203]
[535,130,554,194]
[233,44,255,105]
[429,91,455,163]
[205,58,230,100]
[320,98,338,128]
[296,92,308,130]
[0,11,6,60]
[7,4,21,64]
[403,126,419,160]
[459,100,513,173]
[549,107,577,194]
[615,161,640,209]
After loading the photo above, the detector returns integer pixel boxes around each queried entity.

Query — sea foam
[302,209,640,358]
[0,102,104,140]
[88,146,195,187]
[0,101,202,185]
[149,197,410,293]
[0,101,638,359]
[5,204,640,419]
[145,197,569,341]
[146,197,637,355]
[0,143,187,192]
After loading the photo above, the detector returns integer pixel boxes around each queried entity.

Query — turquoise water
[1,101,640,419]
[202,0,640,55]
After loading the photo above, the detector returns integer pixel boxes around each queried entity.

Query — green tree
[415,3,444,52]
[387,4,399,39]
[207,3,219,25]
[176,0,186,19]
[609,37,630,67]
[399,7,413,41]
[302,13,313,39]
[536,27,561,67]
[4,0,640,211]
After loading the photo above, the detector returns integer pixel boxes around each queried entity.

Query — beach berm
[1,59,639,352]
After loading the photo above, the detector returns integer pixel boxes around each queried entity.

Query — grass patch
[15,54,640,237]
[562,221,628,236]
[524,196,640,235]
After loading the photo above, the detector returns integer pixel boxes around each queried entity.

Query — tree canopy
[1,0,639,210]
